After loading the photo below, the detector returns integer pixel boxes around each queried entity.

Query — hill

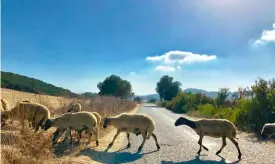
[1,71,79,98]
[138,88,226,101]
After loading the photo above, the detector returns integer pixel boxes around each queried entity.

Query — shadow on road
[161,155,241,164]
[77,148,158,163]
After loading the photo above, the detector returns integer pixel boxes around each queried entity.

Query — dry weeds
[1,88,136,164]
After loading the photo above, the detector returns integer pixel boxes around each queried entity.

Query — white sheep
[67,102,82,113]
[103,113,160,151]
[261,123,275,140]
[1,101,51,132]
[1,98,10,126]
[174,117,242,159]
[43,111,99,146]
[1,98,9,111]
[58,111,102,142]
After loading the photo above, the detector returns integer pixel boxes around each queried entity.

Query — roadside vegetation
[1,73,136,164]
[156,75,275,135]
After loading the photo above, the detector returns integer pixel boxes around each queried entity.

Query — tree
[216,87,230,107]
[156,75,181,101]
[134,96,142,102]
[148,98,157,103]
[97,75,133,98]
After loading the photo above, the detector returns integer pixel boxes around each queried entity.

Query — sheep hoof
[96,141,99,147]
[238,154,242,160]
[197,150,201,155]
[108,143,113,148]
[156,144,160,150]
[138,146,143,152]
[216,151,221,155]
[127,143,131,148]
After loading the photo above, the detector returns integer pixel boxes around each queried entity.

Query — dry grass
[1,88,136,164]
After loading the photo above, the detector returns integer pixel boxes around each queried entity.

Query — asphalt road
[81,103,275,164]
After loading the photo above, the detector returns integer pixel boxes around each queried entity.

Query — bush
[157,100,168,107]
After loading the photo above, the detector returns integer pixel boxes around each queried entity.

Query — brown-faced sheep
[55,111,102,143]
[174,117,242,159]
[43,111,99,146]
[103,113,160,152]
[261,123,275,140]
[67,102,82,113]
[1,98,9,111]
[1,101,51,132]
[1,98,10,126]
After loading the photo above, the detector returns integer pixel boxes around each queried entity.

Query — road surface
[78,103,275,164]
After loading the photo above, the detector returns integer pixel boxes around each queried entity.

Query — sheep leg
[229,137,242,160]
[127,133,131,148]
[138,131,147,152]
[77,130,82,143]
[69,128,73,145]
[87,127,99,146]
[197,135,204,155]
[216,136,227,155]
[108,129,121,148]
[34,123,40,133]
[20,119,25,132]
[152,133,160,150]
[93,127,99,146]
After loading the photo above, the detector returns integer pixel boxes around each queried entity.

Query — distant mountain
[183,88,219,98]
[137,94,160,101]
[138,88,227,101]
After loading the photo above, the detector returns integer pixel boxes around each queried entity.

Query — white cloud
[253,23,275,45]
[129,72,136,75]
[177,65,182,70]
[155,65,175,72]
[146,50,217,65]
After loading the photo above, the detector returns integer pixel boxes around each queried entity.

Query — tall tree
[156,75,181,101]
[97,75,133,98]
[216,87,230,107]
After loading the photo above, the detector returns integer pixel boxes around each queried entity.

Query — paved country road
[79,103,275,164]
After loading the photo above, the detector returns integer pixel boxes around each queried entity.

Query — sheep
[67,102,82,113]
[17,100,34,128]
[1,98,9,111]
[42,111,99,146]
[261,123,275,140]
[174,117,242,160]
[1,98,10,126]
[55,111,102,143]
[1,101,51,132]
[103,113,160,152]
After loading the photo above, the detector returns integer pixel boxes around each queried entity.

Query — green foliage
[157,100,168,107]
[215,87,230,107]
[1,71,78,98]
[156,75,181,101]
[148,98,157,103]
[158,77,275,135]
[134,96,142,102]
[97,75,133,98]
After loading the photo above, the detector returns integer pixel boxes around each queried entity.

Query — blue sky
[2,0,275,95]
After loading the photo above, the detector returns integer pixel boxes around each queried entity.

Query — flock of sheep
[1,98,275,161]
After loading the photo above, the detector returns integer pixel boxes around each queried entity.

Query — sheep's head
[174,117,188,126]
[103,118,111,129]
[261,123,275,140]
[42,119,54,131]
[0,112,9,127]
